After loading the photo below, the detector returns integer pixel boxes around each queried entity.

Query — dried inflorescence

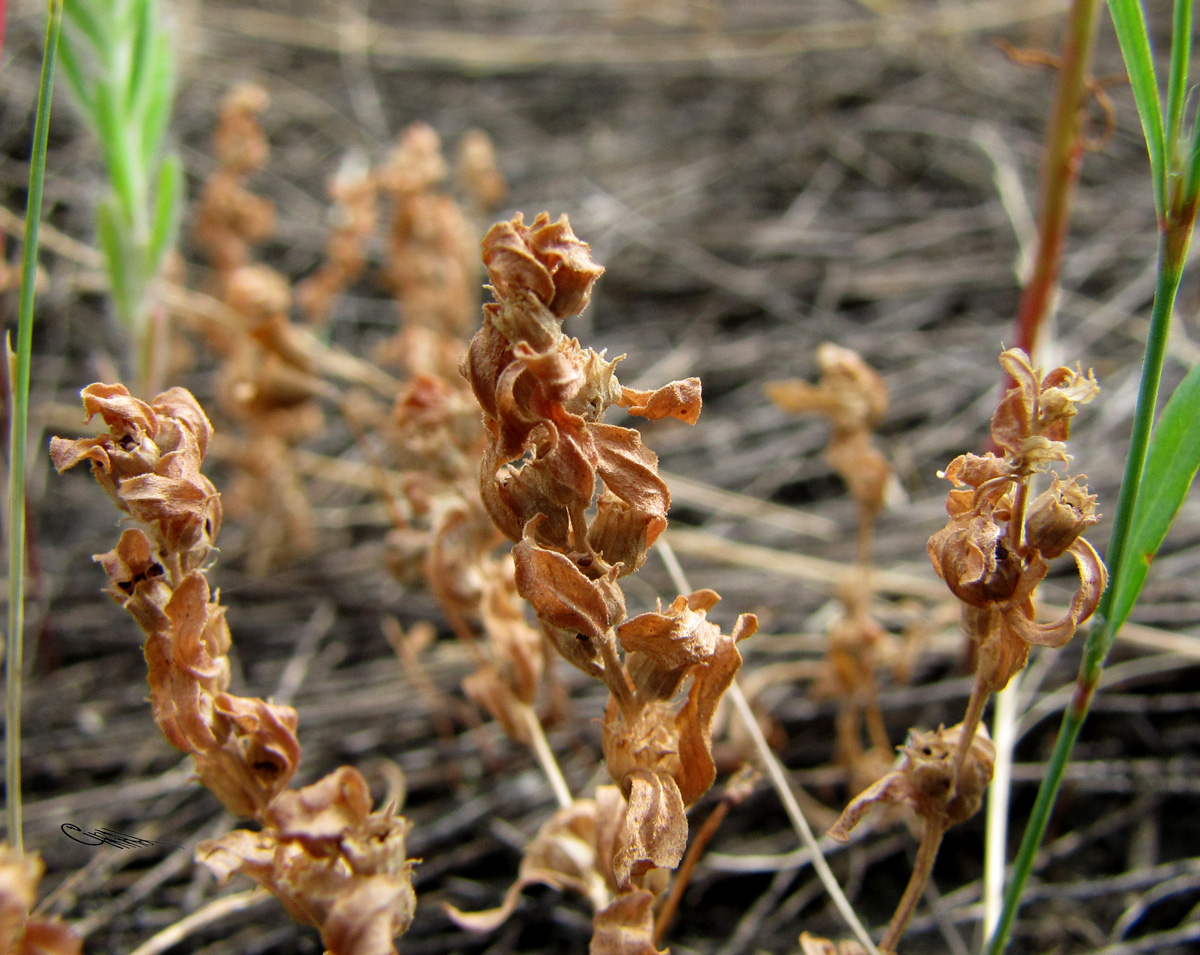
[462,211,755,946]
[298,156,379,326]
[194,84,276,280]
[828,722,996,843]
[928,349,1107,698]
[0,847,81,955]
[52,384,416,955]
[374,122,487,376]
[766,342,893,532]
[829,722,996,954]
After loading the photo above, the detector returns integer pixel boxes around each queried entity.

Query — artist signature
[61,824,183,851]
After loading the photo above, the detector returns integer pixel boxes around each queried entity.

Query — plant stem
[517,702,572,811]
[988,238,1186,955]
[653,791,730,946]
[879,819,947,953]
[1008,0,1101,363]
[5,0,63,855]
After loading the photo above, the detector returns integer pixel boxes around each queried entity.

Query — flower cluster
[928,348,1107,695]
[52,385,416,955]
[462,212,755,945]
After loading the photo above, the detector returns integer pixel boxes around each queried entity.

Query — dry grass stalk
[50,385,417,955]
[457,211,757,950]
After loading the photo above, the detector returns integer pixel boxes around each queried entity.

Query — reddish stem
[996,0,1102,418]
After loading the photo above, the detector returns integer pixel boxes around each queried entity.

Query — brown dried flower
[0,847,81,955]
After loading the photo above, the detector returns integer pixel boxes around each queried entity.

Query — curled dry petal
[446,798,610,932]
[617,595,720,672]
[1006,537,1107,649]
[1024,475,1100,560]
[927,508,1021,608]
[194,694,301,818]
[513,524,619,642]
[323,875,416,955]
[618,378,702,425]
[266,766,374,855]
[590,889,665,955]
[483,212,604,320]
[612,769,687,888]
[674,613,757,806]
[0,846,83,955]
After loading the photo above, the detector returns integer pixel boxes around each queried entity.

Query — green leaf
[1165,0,1191,160]
[149,150,182,271]
[139,29,175,169]
[63,0,109,59]
[1107,0,1167,215]
[96,195,134,328]
[55,29,96,118]
[1106,360,1200,634]
[125,0,155,115]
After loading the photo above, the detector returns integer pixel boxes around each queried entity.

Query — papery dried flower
[0,847,81,955]
[829,721,995,842]
[590,889,665,955]
[51,384,221,571]
[446,797,612,932]
[767,343,893,534]
[990,348,1098,472]
[199,767,417,955]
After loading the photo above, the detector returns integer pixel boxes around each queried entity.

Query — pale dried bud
[1024,475,1100,560]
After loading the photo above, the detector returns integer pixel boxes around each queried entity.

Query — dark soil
[2,2,1199,954]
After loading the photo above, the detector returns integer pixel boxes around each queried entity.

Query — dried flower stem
[127,889,271,955]
[517,702,573,810]
[878,820,947,953]
[653,793,731,946]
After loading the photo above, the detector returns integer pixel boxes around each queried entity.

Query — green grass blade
[63,0,108,58]
[150,150,181,271]
[1165,0,1191,160]
[1105,356,1200,635]
[125,0,154,115]
[7,0,64,855]
[55,28,95,117]
[97,195,136,330]
[139,29,174,170]
[1106,0,1167,214]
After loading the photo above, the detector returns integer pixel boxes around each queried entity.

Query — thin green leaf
[1106,360,1200,634]
[1165,0,1191,160]
[63,0,108,58]
[125,0,155,115]
[9,0,65,857]
[97,195,134,328]
[139,30,175,170]
[91,82,138,217]
[55,29,95,118]
[149,150,182,271]
[1107,0,1167,214]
